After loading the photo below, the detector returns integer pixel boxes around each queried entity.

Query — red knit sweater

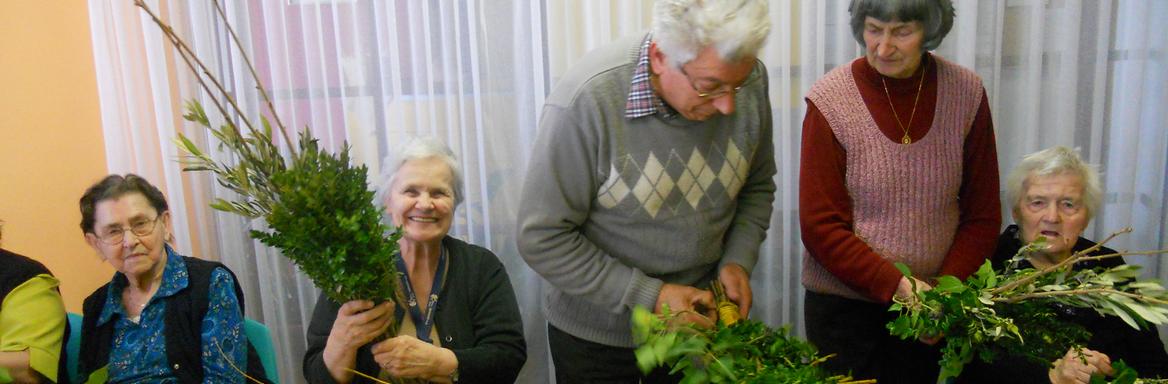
[799,55,1001,303]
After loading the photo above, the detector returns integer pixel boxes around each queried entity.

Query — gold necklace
[881,58,928,144]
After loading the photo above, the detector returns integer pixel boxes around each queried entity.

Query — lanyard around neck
[394,246,447,344]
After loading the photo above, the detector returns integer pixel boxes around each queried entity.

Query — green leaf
[894,262,913,278]
[635,346,658,374]
[935,275,966,293]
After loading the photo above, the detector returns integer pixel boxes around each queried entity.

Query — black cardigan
[959,225,1168,382]
[303,236,526,384]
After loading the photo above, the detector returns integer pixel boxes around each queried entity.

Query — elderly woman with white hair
[798,0,1001,381]
[957,146,1168,384]
[303,138,525,384]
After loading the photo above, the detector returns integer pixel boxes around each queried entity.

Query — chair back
[244,317,279,383]
[65,312,83,384]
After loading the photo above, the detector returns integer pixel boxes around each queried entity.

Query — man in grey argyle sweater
[516,0,775,382]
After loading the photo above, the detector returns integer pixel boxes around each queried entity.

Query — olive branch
[888,227,1168,381]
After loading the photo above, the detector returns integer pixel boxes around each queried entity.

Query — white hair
[1006,146,1103,222]
[651,0,771,68]
[373,137,464,208]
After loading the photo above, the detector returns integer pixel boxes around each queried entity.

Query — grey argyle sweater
[517,34,776,347]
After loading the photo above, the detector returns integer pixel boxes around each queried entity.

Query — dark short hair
[79,174,169,234]
[849,0,955,51]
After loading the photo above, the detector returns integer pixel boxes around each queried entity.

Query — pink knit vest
[802,55,984,301]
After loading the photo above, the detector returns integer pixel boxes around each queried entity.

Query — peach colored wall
[0,2,115,312]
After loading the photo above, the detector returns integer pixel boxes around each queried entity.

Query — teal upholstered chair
[245,317,279,383]
[64,312,83,384]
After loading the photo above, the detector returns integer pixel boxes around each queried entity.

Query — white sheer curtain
[88,1,1167,383]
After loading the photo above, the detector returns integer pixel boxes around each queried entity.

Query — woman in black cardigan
[304,138,525,383]
[959,146,1168,383]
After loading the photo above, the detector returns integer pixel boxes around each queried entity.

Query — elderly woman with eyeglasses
[956,146,1168,384]
[76,174,269,383]
[303,138,525,384]
[798,0,1002,381]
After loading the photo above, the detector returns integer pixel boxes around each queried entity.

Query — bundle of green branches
[632,306,872,384]
[137,1,401,307]
[888,228,1168,381]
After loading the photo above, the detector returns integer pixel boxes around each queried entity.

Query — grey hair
[651,0,771,68]
[373,137,464,208]
[849,0,955,51]
[1006,146,1103,222]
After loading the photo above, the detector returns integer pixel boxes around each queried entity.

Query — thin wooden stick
[344,368,393,384]
[135,0,261,145]
[215,340,265,383]
[1077,249,1168,262]
[209,0,295,152]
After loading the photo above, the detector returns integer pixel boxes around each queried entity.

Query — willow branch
[135,0,258,137]
[210,0,295,153]
[994,287,1168,305]
[1077,249,1168,263]
[991,228,1133,295]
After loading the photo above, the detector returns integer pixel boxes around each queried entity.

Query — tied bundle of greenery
[136,1,401,307]
[632,282,873,384]
[887,228,1168,382]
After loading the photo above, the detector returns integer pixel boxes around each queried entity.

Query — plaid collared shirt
[624,34,675,119]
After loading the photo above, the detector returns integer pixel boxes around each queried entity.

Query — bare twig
[214,340,265,383]
[135,0,260,141]
[343,368,393,384]
[209,0,295,152]
[1077,249,1168,263]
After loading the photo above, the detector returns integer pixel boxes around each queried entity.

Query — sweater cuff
[621,269,664,312]
[873,262,906,303]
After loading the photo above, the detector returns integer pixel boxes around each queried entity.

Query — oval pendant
[901,135,912,144]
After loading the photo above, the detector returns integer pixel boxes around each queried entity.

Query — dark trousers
[804,290,943,383]
[547,323,681,384]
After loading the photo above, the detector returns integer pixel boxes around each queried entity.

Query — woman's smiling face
[385,156,456,246]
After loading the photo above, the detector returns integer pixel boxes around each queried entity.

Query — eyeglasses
[95,215,162,245]
[678,65,756,99]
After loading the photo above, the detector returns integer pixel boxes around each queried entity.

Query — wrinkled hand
[718,263,752,318]
[656,283,715,327]
[1049,348,1113,384]
[327,300,394,352]
[894,276,942,345]
[893,276,933,304]
[371,335,458,381]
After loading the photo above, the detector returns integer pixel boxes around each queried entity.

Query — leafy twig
[136,0,403,317]
[991,227,1131,296]
[632,306,870,383]
[996,288,1168,305]
[888,228,1168,380]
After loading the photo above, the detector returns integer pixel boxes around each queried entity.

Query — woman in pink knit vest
[799,0,1002,381]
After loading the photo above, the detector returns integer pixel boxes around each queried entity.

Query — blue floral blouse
[96,246,246,383]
